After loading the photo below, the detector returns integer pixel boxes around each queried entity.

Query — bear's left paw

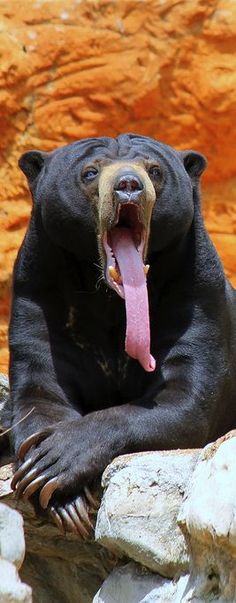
[11,422,101,539]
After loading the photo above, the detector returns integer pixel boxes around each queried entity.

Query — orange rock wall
[0,0,236,372]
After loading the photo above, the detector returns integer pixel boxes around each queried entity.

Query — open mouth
[103,203,148,298]
[99,165,155,372]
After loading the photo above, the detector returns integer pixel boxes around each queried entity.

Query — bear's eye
[148,165,161,179]
[82,167,98,182]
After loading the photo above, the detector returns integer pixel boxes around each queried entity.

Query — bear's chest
[65,304,150,408]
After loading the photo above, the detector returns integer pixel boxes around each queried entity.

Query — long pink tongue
[111,227,156,372]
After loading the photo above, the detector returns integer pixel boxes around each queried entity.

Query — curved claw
[14,467,38,497]
[39,477,59,509]
[84,486,100,510]
[67,502,90,540]
[75,496,94,532]
[11,458,34,490]
[18,430,50,461]
[57,507,78,534]
[49,507,64,533]
[21,474,48,501]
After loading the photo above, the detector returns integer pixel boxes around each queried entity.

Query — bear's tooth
[109,266,120,283]
[144,264,150,275]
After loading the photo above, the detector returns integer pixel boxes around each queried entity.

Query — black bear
[6,134,236,537]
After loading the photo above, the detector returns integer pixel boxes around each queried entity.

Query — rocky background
[0,0,235,372]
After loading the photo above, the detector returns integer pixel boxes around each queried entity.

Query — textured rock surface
[0,502,25,570]
[93,562,189,603]
[0,0,236,371]
[0,503,32,603]
[95,432,236,602]
[178,431,236,602]
[96,449,199,576]
[0,559,32,603]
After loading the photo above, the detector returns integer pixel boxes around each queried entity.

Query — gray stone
[0,559,32,603]
[93,562,189,603]
[0,501,32,603]
[0,503,25,570]
[0,464,12,498]
[178,431,236,602]
[95,450,199,577]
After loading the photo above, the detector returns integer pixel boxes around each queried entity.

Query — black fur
[6,134,236,510]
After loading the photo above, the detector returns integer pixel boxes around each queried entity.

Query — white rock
[93,562,189,603]
[179,432,236,602]
[96,450,199,577]
[0,503,25,570]
[0,559,32,603]
[181,435,236,543]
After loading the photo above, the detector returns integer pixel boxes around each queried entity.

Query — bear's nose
[114,172,144,203]
[115,174,143,192]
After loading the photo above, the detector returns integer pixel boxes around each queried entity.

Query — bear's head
[19,134,207,371]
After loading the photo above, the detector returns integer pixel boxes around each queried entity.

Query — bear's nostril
[115,174,143,192]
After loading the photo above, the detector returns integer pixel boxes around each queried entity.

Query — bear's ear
[18,150,48,185]
[180,150,207,179]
